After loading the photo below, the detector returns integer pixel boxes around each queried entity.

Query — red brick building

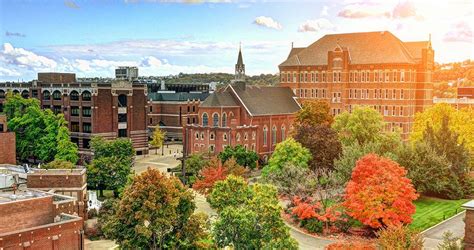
[463,200,474,249]
[0,115,16,165]
[0,189,84,249]
[279,31,435,138]
[433,86,474,109]
[184,49,301,160]
[0,73,149,161]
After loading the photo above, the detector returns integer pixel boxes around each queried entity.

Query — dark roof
[403,41,430,60]
[148,92,210,102]
[236,48,244,66]
[280,31,426,67]
[200,83,301,116]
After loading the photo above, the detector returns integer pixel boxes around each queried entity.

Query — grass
[410,196,468,231]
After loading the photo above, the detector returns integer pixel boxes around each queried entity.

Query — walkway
[422,211,465,249]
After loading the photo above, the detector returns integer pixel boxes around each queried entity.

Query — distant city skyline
[0,0,473,81]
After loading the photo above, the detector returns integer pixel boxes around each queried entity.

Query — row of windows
[297,88,327,99]
[262,125,286,146]
[70,122,92,133]
[346,105,413,117]
[195,131,257,142]
[281,70,416,83]
[71,107,92,117]
[42,90,92,101]
[297,88,413,100]
[202,111,234,127]
[194,143,256,153]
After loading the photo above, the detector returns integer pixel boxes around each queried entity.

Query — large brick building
[0,73,149,161]
[184,49,301,160]
[433,86,474,109]
[279,31,435,137]
[0,115,16,165]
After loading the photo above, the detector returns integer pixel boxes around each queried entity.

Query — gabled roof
[200,83,301,116]
[280,31,424,67]
[403,41,430,60]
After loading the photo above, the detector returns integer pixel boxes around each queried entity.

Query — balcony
[118,107,127,114]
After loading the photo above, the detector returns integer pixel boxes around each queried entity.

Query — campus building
[0,72,149,162]
[279,31,435,138]
[433,86,474,109]
[0,115,16,165]
[183,48,301,160]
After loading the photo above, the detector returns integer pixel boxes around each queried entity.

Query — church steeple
[235,43,245,81]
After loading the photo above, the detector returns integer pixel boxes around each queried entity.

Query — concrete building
[279,31,435,138]
[115,66,139,81]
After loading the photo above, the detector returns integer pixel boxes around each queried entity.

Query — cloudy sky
[0,0,473,81]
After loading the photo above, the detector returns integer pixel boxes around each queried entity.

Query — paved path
[422,211,465,249]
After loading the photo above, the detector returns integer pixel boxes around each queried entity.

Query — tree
[294,124,342,171]
[43,159,74,169]
[263,163,317,197]
[295,100,333,127]
[332,106,389,147]
[218,145,259,170]
[343,154,418,229]
[185,153,209,176]
[103,168,209,249]
[192,157,246,195]
[150,127,165,154]
[410,103,474,154]
[4,92,78,163]
[87,136,135,197]
[211,176,298,249]
[262,138,311,176]
[376,225,424,250]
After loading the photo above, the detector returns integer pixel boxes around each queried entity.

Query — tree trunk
[99,188,104,198]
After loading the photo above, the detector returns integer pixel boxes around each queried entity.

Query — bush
[376,225,423,250]
[334,215,357,233]
[437,231,462,250]
[301,218,323,233]
[326,241,376,250]
[87,208,98,219]
[84,224,102,240]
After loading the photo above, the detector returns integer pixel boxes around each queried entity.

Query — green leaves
[262,138,311,176]
[218,145,259,170]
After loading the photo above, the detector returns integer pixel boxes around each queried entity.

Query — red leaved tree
[192,165,228,195]
[343,154,418,229]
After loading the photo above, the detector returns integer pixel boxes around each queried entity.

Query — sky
[0,0,473,81]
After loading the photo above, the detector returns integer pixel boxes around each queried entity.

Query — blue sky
[0,0,473,81]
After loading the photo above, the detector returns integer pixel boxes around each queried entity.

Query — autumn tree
[192,157,246,195]
[43,159,74,169]
[295,100,333,127]
[4,92,78,163]
[262,138,312,176]
[150,127,165,154]
[87,136,135,197]
[410,103,474,154]
[263,163,317,197]
[376,225,424,250]
[102,168,210,249]
[218,145,259,169]
[294,124,342,171]
[211,176,298,249]
[343,154,418,229]
[185,153,209,176]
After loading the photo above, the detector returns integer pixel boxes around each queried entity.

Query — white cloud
[298,18,335,33]
[0,43,57,70]
[320,5,329,16]
[444,21,473,43]
[338,4,391,18]
[392,1,417,19]
[253,16,282,30]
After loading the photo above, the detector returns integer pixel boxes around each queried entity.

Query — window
[195,132,199,140]
[83,107,92,117]
[223,133,227,141]
[400,89,404,99]
[21,90,29,99]
[118,113,127,122]
[293,73,297,82]
[287,73,291,82]
[349,72,353,82]
[71,106,80,116]
[385,71,390,82]
[311,73,315,82]
[210,132,215,140]
[322,72,326,82]
[393,70,398,82]
[236,133,241,141]
[83,139,90,149]
[374,71,378,82]
[315,72,319,82]
[379,70,384,82]
[244,132,248,141]
[272,126,277,145]
[367,71,371,82]
[70,91,79,101]
[361,72,366,82]
[200,132,204,140]
[392,90,396,99]
[281,125,286,141]
[251,144,255,151]
[300,73,303,82]
[118,94,127,107]
[202,113,208,126]
[222,113,227,127]
[118,129,127,137]
[82,91,91,101]
[400,71,405,82]
[252,131,256,140]
[263,126,268,146]
[83,123,92,133]
[400,106,404,116]
[304,73,308,82]
[52,90,61,100]
[0,90,4,99]
[209,145,215,153]
[53,105,61,114]
[71,122,80,132]
[212,113,219,127]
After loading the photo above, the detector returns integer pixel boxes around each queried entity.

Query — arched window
[52,90,61,100]
[118,94,127,107]
[21,90,29,99]
[263,126,268,146]
[229,111,234,118]
[272,126,277,144]
[223,133,227,141]
[43,90,50,100]
[212,113,219,127]
[222,113,227,127]
[210,132,215,140]
[281,125,286,141]
[236,133,241,141]
[200,132,205,140]
[70,90,79,101]
[244,132,248,141]
[195,132,199,140]
[202,113,208,126]
[209,145,215,153]
[82,91,91,101]
[12,90,19,95]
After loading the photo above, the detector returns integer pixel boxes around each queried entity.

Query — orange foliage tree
[343,154,418,229]
[192,157,246,195]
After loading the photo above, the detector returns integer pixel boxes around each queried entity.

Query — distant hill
[163,73,280,86]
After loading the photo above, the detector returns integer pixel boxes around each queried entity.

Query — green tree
[262,163,317,197]
[185,153,209,176]
[294,124,342,171]
[103,168,209,249]
[208,175,253,212]
[4,92,78,163]
[150,127,165,154]
[295,100,333,127]
[218,145,259,170]
[262,138,311,176]
[87,136,135,197]
[42,159,75,169]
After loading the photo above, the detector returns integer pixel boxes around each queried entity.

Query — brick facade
[0,115,16,164]
[0,196,54,234]
[463,202,474,250]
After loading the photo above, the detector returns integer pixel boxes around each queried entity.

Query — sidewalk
[422,211,465,249]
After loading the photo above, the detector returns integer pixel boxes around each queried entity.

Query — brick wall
[27,173,85,189]
[0,132,16,165]
[0,196,54,234]
[465,209,474,250]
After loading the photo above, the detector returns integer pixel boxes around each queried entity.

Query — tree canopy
[218,145,259,170]
[150,127,165,154]
[295,100,333,127]
[262,138,311,176]
[4,92,78,163]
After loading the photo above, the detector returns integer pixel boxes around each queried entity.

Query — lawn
[410,196,468,231]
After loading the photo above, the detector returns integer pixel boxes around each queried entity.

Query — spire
[237,43,244,67]
[235,43,245,81]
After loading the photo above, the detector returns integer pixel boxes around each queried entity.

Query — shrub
[376,225,424,250]
[437,231,462,250]
[334,214,356,233]
[326,241,376,250]
[301,218,323,233]
[87,208,98,219]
